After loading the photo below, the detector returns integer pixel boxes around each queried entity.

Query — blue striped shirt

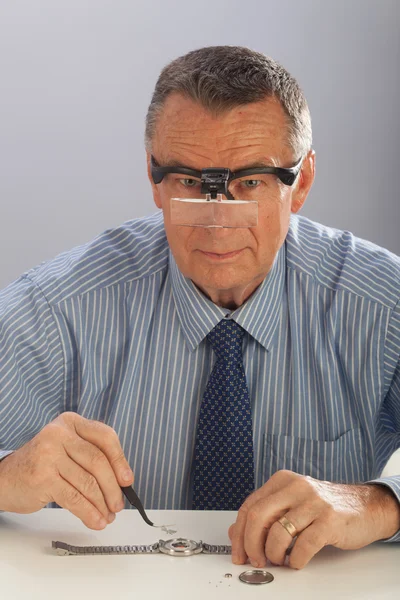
[1,211,400,540]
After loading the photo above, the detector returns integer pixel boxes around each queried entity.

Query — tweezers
[121,485,177,534]
[121,485,155,527]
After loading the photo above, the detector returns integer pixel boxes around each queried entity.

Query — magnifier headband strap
[150,157,202,184]
[150,155,303,187]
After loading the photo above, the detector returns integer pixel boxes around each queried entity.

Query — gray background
[0,0,399,289]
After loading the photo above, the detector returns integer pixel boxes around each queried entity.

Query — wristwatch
[52,537,232,556]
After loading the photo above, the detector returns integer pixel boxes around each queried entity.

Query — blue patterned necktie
[192,318,255,510]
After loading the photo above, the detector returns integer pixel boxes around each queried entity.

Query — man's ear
[290,149,316,214]
[146,151,162,209]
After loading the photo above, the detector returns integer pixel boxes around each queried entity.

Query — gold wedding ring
[277,516,297,538]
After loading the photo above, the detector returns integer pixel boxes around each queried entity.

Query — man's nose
[203,226,237,238]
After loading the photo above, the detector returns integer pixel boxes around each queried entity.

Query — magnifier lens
[170,195,258,228]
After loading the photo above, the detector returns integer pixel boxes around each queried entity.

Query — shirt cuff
[366,476,400,542]
[0,450,14,512]
[0,450,14,461]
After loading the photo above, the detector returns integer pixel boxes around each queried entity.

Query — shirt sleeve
[367,299,400,542]
[0,274,65,453]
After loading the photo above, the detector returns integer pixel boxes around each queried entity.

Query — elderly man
[0,46,399,570]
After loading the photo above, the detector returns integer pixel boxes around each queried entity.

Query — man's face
[147,93,315,308]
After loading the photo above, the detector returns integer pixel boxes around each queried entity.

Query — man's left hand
[228,470,400,569]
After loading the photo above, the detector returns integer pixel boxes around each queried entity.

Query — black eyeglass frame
[150,155,303,200]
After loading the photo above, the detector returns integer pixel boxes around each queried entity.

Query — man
[0,46,399,570]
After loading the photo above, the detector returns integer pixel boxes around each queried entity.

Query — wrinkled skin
[228,470,400,569]
[0,412,133,529]
[147,93,315,310]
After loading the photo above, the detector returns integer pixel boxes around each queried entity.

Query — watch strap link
[52,541,160,556]
[201,542,232,554]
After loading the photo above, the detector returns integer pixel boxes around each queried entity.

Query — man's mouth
[199,249,244,260]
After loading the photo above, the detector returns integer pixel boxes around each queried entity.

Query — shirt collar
[170,243,286,352]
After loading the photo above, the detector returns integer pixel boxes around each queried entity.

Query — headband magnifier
[151,155,302,228]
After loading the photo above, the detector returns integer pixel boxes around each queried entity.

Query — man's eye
[180,178,199,188]
[242,179,261,188]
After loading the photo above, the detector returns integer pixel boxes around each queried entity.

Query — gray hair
[145,46,312,161]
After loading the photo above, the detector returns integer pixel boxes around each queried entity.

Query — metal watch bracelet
[52,538,232,556]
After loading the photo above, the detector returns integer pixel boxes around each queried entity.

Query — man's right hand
[0,412,134,530]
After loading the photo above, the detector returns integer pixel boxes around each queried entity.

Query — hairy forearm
[363,483,400,541]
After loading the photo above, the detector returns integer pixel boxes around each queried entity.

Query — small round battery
[239,569,274,585]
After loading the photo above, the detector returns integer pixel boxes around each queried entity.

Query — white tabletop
[0,508,399,599]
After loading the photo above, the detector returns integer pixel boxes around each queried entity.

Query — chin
[194,269,249,294]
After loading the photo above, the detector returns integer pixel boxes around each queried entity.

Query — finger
[265,507,315,566]
[64,435,125,514]
[52,476,110,530]
[231,503,250,564]
[57,454,116,523]
[243,489,295,567]
[72,416,134,487]
[288,521,330,569]
[231,470,298,564]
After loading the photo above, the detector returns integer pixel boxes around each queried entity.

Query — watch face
[159,538,202,557]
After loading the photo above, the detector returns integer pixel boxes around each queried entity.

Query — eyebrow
[162,159,190,168]
[233,161,276,171]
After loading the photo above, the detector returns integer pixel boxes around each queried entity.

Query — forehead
[152,93,292,169]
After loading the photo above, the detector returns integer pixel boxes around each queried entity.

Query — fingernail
[251,560,259,568]
[98,517,107,528]
[123,470,133,482]
[108,512,116,523]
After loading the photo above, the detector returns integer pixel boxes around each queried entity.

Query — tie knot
[207,319,245,360]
